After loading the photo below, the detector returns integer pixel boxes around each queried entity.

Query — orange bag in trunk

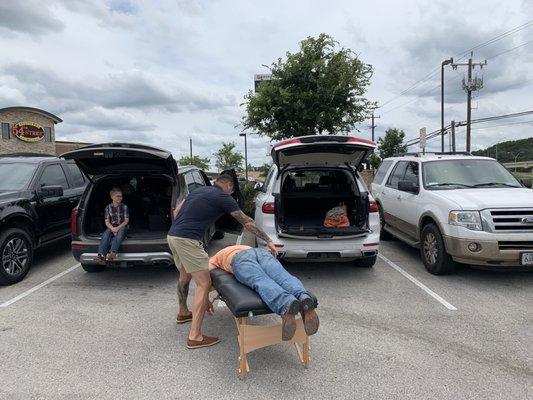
[324,202,350,228]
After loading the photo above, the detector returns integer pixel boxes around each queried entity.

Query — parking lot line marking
[235,233,243,245]
[0,263,81,308]
[377,254,457,311]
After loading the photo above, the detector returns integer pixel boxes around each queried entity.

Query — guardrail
[503,160,533,170]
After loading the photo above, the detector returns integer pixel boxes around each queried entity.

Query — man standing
[167,174,277,349]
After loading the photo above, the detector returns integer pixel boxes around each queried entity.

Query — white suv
[254,135,380,267]
[372,153,533,274]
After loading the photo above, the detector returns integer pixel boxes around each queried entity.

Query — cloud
[64,107,156,131]
[0,1,64,36]
[0,63,235,113]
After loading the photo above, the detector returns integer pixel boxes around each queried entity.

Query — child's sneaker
[94,254,107,265]
[107,251,117,262]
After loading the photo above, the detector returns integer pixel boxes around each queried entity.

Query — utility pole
[441,58,453,152]
[189,138,193,159]
[370,112,381,142]
[450,120,456,153]
[239,132,248,181]
[452,52,487,152]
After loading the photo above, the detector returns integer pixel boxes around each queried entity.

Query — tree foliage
[178,155,211,170]
[377,128,408,159]
[472,137,533,162]
[257,162,272,178]
[242,33,375,140]
[367,153,382,170]
[214,142,244,172]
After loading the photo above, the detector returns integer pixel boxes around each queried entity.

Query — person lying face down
[209,245,319,341]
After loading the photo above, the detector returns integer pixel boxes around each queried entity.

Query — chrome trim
[80,252,174,265]
[482,208,533,232]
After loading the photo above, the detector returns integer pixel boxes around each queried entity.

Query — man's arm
[172,199,186,220]
[230,210,278,256]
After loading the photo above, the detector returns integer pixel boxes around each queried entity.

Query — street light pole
[239,133,248,181]
[441,58,453,153]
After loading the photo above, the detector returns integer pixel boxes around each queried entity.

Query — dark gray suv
[63,143,243,272]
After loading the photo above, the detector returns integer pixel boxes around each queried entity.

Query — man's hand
[111,227,118,235]
[267,241,278,257]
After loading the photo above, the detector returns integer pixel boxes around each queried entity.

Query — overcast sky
[1,0,532,168]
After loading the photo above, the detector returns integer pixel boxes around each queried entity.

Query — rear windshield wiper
[473,182,520,188]
[426,182,474,188]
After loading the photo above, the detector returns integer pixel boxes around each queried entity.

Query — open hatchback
[271,135,376,238]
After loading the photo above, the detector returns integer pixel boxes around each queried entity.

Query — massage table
[210,268,318,379]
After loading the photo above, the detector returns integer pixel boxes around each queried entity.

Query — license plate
[521,252,533,266]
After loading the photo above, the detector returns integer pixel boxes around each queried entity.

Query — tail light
[71,208,79,237]
[369,201,379,213]
[262,202,275,214]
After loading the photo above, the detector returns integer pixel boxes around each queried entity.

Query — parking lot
[1,233,532,400]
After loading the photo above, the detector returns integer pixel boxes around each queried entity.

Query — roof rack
[0,152,56,158]
[393,151,472,157]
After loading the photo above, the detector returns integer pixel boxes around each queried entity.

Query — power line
[486,39,533,60]
[470,119,533,130]
[378,20,533,110]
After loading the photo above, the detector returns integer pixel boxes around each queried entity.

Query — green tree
[242,33,375,140]
[367,153,382,170]
[178,155,211,170]
[377,128,407,159]
[257,162,272,178]
[214,142,244,172]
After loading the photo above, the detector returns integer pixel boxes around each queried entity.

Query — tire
[378,205,393,240]
[0,228,34,285]
[420,223,456,275]
[355,255,377,268]
[81,264,105,273]
[212,230,225,240]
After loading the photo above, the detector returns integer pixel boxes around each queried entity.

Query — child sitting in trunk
[94,187,130,264]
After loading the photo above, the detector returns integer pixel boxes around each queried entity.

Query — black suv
[0,153,86,284]
[63,143,243,272]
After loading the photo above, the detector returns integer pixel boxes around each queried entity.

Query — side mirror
[39,185,63,198]
[398,180,418,193]
[521,178,532,188]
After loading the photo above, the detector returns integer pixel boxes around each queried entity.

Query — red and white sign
[12,121,45,142]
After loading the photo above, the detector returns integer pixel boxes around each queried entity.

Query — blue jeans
[231,248,309,315]
[98,227,127,256]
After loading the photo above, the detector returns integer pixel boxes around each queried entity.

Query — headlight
[448,211,482,231]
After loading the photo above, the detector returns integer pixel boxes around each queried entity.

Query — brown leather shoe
[187,335,220,349]
[176,312,193,324]
[302,309,319,336]
[281,299,300,341]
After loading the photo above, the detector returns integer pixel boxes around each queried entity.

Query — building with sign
[0,106,63,155]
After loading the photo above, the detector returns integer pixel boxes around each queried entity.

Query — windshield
[423,159,522,190]
[0,163,37,190]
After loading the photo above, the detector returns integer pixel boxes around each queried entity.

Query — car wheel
[212,230,225,240]
[354,255,377,268]
[0,228,33,285]
[378,205,393,240]
[420,223,455,275]
[81,264,105,273]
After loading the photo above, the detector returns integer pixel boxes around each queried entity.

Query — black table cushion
[210,268,317,318]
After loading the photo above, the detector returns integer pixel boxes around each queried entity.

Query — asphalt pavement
[0,233,532,400]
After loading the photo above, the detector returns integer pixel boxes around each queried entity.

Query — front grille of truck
[498,241,533,250]
[488,209,533,232]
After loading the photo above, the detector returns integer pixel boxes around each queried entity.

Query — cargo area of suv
[277,168,370,237]
[83,175,173,239]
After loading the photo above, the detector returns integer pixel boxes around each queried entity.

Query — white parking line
[235,233,243,245]
[378,254,457,311]
[0,263,81,308]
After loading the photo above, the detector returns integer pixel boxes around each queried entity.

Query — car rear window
[373,160,394,185]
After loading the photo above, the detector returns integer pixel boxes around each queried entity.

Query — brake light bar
[262,202,275,214]
[272,135,376,149]
[369,201,379,213]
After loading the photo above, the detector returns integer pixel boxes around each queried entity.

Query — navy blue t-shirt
[168,185,240,240]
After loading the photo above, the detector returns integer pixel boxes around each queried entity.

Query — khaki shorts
[167,235,209,273]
